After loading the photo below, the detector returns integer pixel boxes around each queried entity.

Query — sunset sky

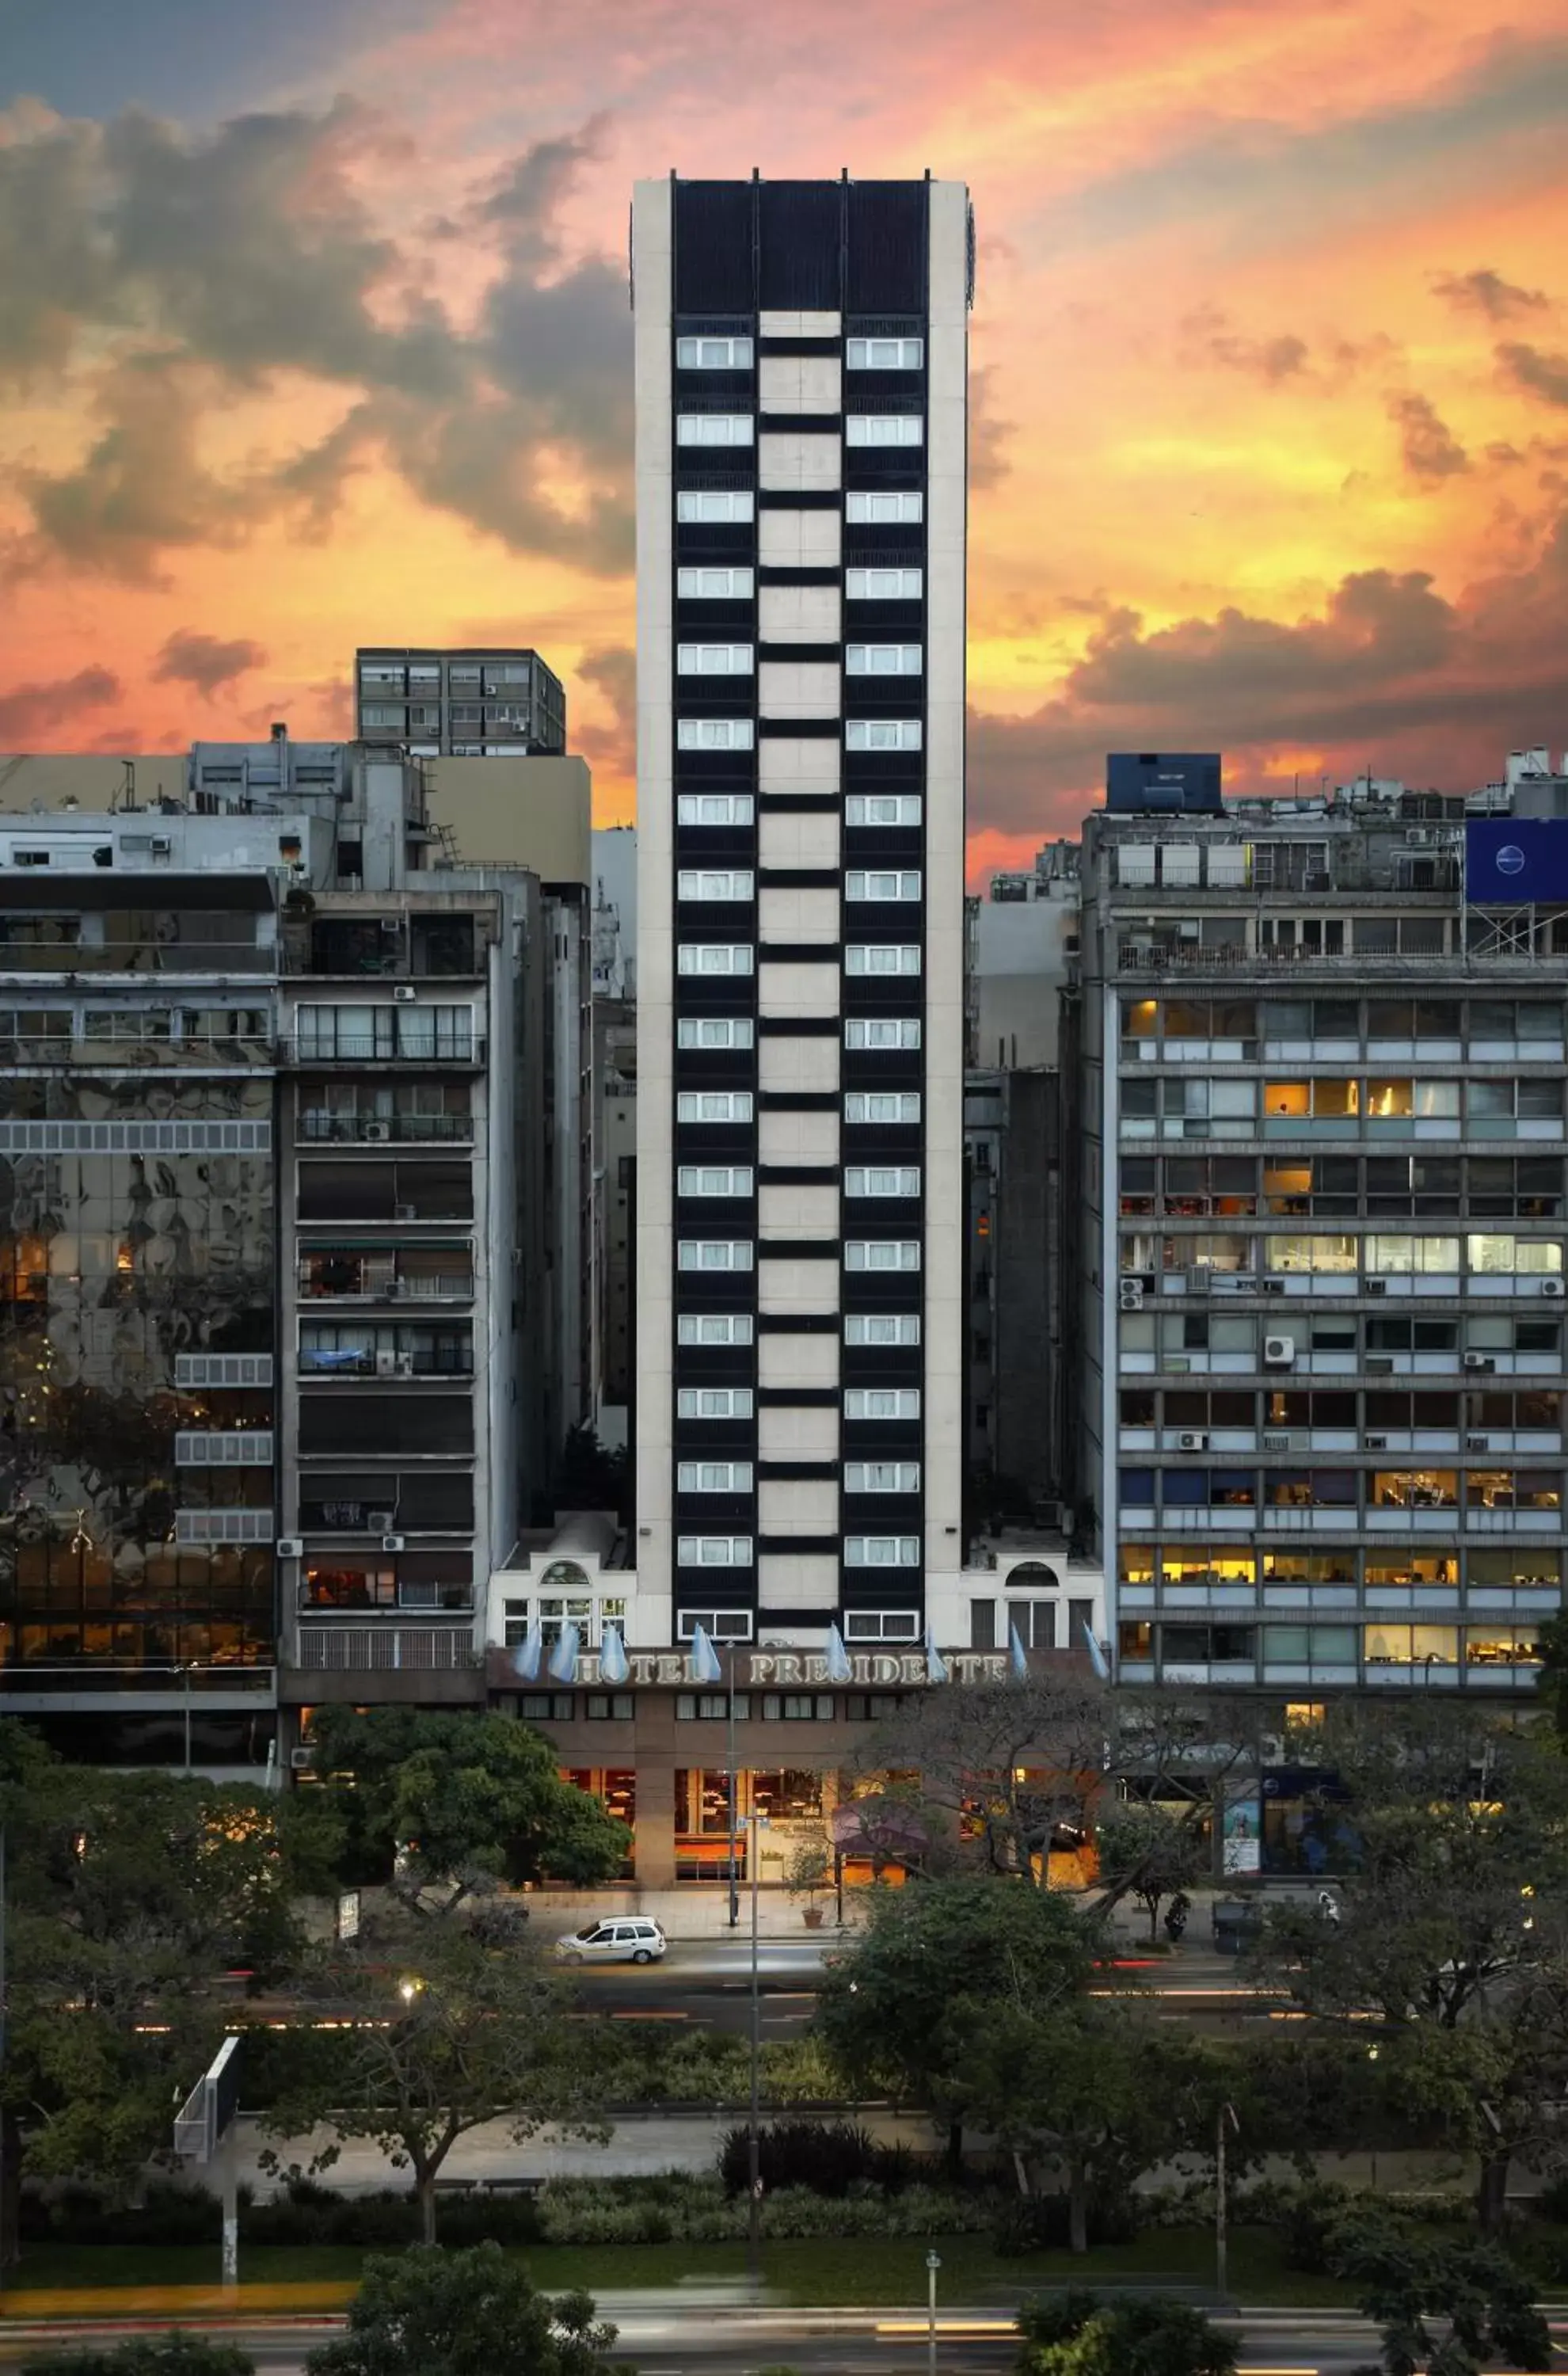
[3,0,1568,881]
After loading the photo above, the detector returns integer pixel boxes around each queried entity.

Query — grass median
[0,2228,1364,2315]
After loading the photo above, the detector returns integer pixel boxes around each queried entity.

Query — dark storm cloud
[1432,267,1550,322]
[0,665,124,743]
[1386,390,1469,485]
[967,514,1568,841]
[0,101,633,577]
[1498,342,1568,410]
[153,628,268,693]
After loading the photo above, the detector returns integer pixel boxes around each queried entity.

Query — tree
[1536,1610,1568,1738]
[305,2244,618,2376]
[1250,1704,1568,2226]
[816,1877,1099,2166]
[1018,2292,1239,2376]
[953,1979,1227,2252]
[302,1708,631,1903]
[22,2343,255,2376]
[261,1900,611,2243]
[0,1734,303,2264]
[1093,1803,1209,1942]
[1326,2213,1551,2376]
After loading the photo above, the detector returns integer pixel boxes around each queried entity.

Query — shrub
[719,2119,883,2199]
[992,2188,1138,2257]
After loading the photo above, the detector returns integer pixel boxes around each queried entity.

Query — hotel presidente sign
[565,1650,1013,1689]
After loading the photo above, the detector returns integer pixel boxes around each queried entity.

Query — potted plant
[784,1833,832,1929]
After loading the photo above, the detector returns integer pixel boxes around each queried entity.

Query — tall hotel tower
[632,174,972,1654]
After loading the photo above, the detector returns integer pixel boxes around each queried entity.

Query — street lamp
[745,1807,767,2289]
[926,2248,941,2376]
[727,1643,741,1929]
[1215,2100,1239,2298]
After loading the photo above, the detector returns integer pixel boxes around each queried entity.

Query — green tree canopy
[816,1877,1099,2160]
[303,1708,630,1900]
[261,1900,610,2242]
[305,2244,618,2376]
[0,1727,303,2263]
[21,2341,255,2376]
[1326,2211,1551,2376]
[1093,1802,1209,1941]
[1018,2292,1239,2376]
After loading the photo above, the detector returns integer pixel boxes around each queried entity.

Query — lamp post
[747,1807,766,2287]
[1215,2100,1239,2298]
[926,2247,941,2376]
[727,1644,740,1929]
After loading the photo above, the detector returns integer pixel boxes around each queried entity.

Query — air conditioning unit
[1542,1278,1566,1299]
[1466,1435,1490,1453]
[1264,1336,1295,1367]
[375,1349,398,1377]
[1262,1432,1291,1453]
[1118,1281,1145,1310]
[1463,1353,1496,1373]
[394,1353,415,1377]
[1364,1279,1387,1296]
[1365,1354,1395,1375]
[381,1533,406,1552]
[276,1537,304,1559]
[380,918,402,935]
[290,1746,315,1772]
[394,1203,417,1221]
[367,1510,395,1533]
[1261,1278,1286,1296]
[1364,1434,1388,1451]
[364,1121,392,1143]
[1177,1430,1208,1453]
[393,986,417,1004]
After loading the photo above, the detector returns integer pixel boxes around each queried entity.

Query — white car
[554,1917,668,1967]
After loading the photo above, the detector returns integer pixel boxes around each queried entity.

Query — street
[0,2306,1513,2376]
[565,1934,1281,2035]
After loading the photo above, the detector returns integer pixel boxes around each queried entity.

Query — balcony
[297,1626,479,1670]
[296,1253,475,1302]
[299,1345,474,1380]
[298,1109,474,1147]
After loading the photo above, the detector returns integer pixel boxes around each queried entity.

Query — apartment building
[1077,759,1568,1730]
[630,171,972,1658]
[356,649,565,758]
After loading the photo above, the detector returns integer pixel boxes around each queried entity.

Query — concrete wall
[428,756,592,888]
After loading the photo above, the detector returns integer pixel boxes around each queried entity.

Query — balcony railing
[299,1627,480,1671]
[298,1350,473,1379]
[297,1270,475,1301]
[298,1111,474,1145]
[284,1036,483,1065]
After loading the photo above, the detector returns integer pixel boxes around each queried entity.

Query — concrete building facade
[356,649,566,759]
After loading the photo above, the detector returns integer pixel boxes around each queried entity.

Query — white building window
[678,869,755,901]
[676,1607,755,1639]
[847,569,923,602]
[678,490,755,523]
[676,414,755,447]
[846,945,921,976]
[678,1313,756,1346]
[678,1165,755,1197]
[847,415,923,447]
[845,1387,922,1418]
[845,1092,921,1124]
[678,1017,755,1049]
[846,719,922,752]
[846,795,923,826]
[846,1166,920,1197]
[677,718,755,751]
[679,794,755,824]
[845,1017,921,1049]
[678,644,755,675]
[676,1537,754,1567]
[847,869,922,901]
[677,944,755,975]
[844,1535,921,1565]
[677,1091,755,1123]
[847,491,923,524]
[843,1609,919,1639]
[677,336,755,369]
[847,337,923,371]
[678,1460,754,1493]
[845,1313,921,1346]
[678,1387,756,1419]
[844,1242,921,1273]
[678,565,755,597]
[847,645,923,676]
[845,1462,921,1492]
[678,1240,755,1271]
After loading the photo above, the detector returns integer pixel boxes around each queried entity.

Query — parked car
[554,1917,667,1967]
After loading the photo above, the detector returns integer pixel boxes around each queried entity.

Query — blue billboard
[1466,818,1568,903]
